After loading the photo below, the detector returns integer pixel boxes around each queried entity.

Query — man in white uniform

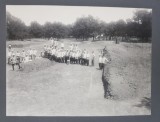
[50,37,54,46]
[101,55,109,69]
[21,49,26,63]
[61,42,64,49]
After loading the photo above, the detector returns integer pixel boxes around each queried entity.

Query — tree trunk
[93,36,95,41]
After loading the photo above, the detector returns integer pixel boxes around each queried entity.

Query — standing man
[33,49,37,60]
[21,49,26,63]
[86,51,90,66]
[99,55,103,70]
[83,49,87,65]
[102,55,109,70]
[70,44,73,51]
[65,50,69,64]
[10,53,21,70]
[61,42,64,49]
[50,37,54,46]
[16,51,21,64]
[8,44,12,52]
[29,48,33,60]
[54,39,58,49]
[7,50,12,64]
[91,51,95,66]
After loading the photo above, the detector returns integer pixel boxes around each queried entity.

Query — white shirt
[61,43,64,48]
[51,39,54,44]
[99,56,103,63]
[70,45,73,50]
[8,51,12,57]
[55,41,58,46]
[33,50,37,55]
[16,52,20,57]
[91,53,95,59]
[75,46,78,51]
[86,53,90,59]
[51,49,56,55]
[29,50,33,55]
[83,53,87,59]
[21,52,26,57]
[75,52,79,58]
[102,57,109,64]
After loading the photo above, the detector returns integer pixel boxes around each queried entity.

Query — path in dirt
[7,40,151,116]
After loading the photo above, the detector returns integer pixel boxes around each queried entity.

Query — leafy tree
[44,22,67,40]
[72,15,100,40]
[29,21,43,38]
[6,11,28,40]
[133,10,152,41]
[114,19,126,37]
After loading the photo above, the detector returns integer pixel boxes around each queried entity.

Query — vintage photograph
[6,5,151,116]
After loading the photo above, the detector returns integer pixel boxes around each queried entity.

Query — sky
[6,5,151,26]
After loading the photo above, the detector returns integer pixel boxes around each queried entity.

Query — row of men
[43,48,95,66]
[43,44,109,68]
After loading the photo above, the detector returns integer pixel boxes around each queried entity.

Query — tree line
[6,9,152,42]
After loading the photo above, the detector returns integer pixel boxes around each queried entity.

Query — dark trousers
[84,59,87,65]
[99,63,103,69]
[86,59,89,66]
[75,59,78,64]
[8,57,11,64]
[12,63,21,70]
[92,59,94,66]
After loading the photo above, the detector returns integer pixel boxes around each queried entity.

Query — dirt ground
[6,39,151,116]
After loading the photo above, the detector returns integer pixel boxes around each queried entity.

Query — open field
[6,39,151,116]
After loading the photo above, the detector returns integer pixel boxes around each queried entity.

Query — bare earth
[6,39,151,116]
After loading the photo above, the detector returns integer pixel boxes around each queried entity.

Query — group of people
[7,38,109,71]
[42,38,109,69]
[7,45,38,70]
[42,42,95,66]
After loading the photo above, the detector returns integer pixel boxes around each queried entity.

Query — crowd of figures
[41,38,109,69]
[7,45,38,70]
[41,43,95,66]
[7,38,109,71]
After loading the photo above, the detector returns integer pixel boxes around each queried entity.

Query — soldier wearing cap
[10,52,21,70]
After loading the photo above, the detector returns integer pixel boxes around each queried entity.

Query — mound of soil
[19,58,56,73]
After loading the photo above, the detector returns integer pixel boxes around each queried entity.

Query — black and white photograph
[6,5,152,116]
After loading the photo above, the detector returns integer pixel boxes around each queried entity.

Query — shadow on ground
[134,97,151,110]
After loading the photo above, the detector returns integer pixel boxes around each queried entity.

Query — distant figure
[21,49,26,63]
[29,48,33,60]
[86,51,90,66]
[10,53,21,70]
[70,44,73,51]
[61,42,64,49]
[16,51,21,64]
[8,44,12,52]
[54,40,58,49]
[99,55,103,70]
[91,51,95,66]
[50,37,54,46]
[75,44,78,51]
[7,50,12,64]
[33,49,37,60]
[25,54,30,63]
[103,46,107,53]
